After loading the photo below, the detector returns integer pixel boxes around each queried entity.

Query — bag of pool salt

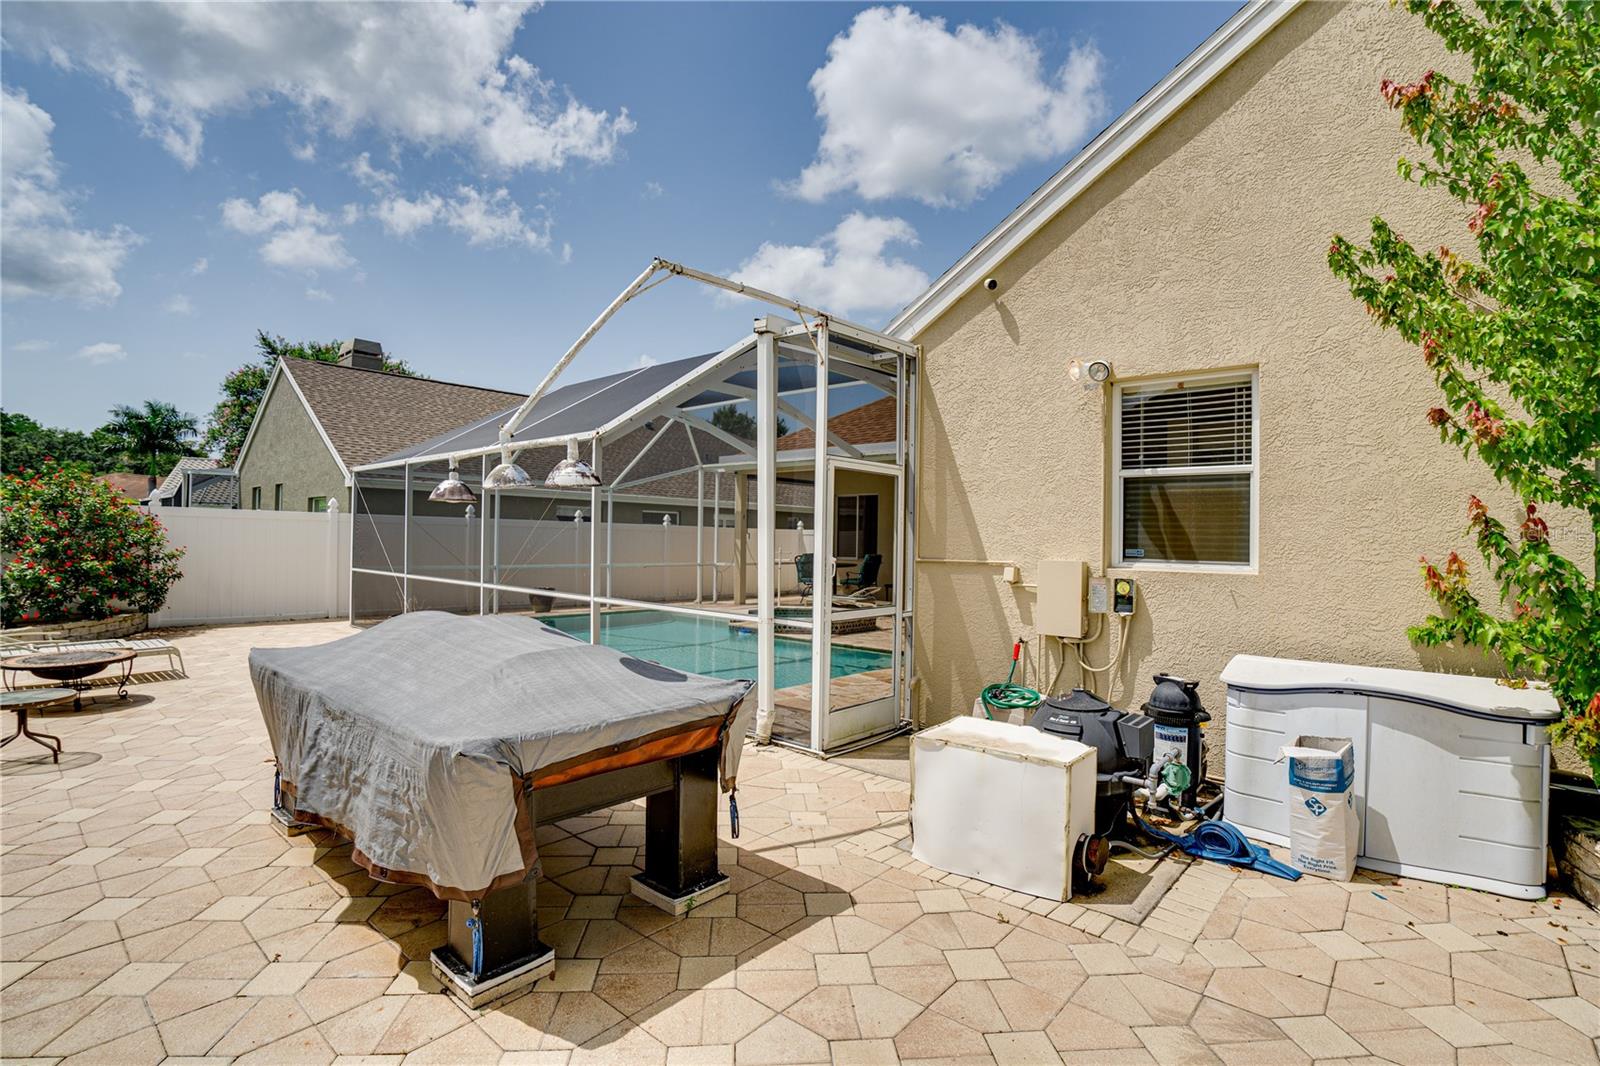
[1281,735,1358,881]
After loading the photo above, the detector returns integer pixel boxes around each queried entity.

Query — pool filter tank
[1027,689,1153,840]
[1142,674,1210,809]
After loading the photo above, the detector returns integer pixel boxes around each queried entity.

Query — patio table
[1,687,72,762]
[2,648,136,709]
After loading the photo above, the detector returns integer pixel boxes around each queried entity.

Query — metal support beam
[712,472,722,603]
[811,321,833,752]
[732,473,748,604]
[676,411,756,458]
[753,323,778,744]
[502,261,663,440]
[589,440,603,644]
[402,464,412,612]
[695,468,704,604]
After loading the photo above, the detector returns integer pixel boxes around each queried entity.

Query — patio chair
[794,553,814,601]
[838,554,882,599]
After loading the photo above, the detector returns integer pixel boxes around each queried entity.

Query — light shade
[483,454,534,490]
[428,462,477,504]
[544,439,602,489]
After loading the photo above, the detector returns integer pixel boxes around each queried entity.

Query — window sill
[1110,562,1258,577]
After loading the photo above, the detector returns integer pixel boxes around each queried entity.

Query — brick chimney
[338,338,385,371]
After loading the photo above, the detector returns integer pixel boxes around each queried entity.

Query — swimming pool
[540,609,891,689]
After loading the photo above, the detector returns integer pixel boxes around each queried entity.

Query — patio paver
[2,618,1598,1064]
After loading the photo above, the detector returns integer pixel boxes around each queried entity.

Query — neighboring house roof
[149,457,222,501]
[99,472,151,501]
[777,396,896,452]
[887,0,1300,339]
[235,357,527,478]
[284,359,527,470]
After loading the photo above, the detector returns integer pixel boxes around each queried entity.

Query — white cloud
[373,192,444,238]
[370,185,551,250]
[289,140,317,162]
[77,341,127,365]
[729,212,930,318]
[260,225,353,271]
[305,287,333,302]
[220,189,352,272]
[634,354,658,369]
[790,6,1106,207]
[1,86,141,303]
[163,293,194,315]
[189,256,208,275]
[348,152,397,192]
[642,181,664,200]
[4,3,633,172]
[12,339,53,352]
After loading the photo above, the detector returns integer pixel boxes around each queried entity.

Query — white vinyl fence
[150,504,807,627]
[149,506,349,627]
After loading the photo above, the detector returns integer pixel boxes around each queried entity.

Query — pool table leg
[432,876,554,1009]
[631,745,730,915]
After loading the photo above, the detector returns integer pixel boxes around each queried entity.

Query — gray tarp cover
[250,611,753,899]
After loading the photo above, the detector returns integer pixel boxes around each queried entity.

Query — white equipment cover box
[911,717,1095,901]
[1222,655,1560,899]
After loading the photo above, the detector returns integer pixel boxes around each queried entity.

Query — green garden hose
[981,641,1042,719]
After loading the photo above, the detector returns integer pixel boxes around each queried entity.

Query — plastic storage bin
[1221,655,1560,899]
[911,717,1095,901]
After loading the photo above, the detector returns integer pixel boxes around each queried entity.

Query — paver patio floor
[3,620,1597,1065]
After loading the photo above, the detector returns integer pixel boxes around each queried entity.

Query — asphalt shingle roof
[151,457,222,499]
[777,396,896,451]
[284,359,527,469]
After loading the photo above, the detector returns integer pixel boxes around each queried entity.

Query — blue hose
[1134,813,1301,881]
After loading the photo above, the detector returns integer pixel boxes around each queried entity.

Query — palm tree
[105,401,199,494]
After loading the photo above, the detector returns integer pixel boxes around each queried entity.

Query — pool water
[541,610,891,689]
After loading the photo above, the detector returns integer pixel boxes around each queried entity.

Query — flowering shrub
[1,463,185,625]
[1328,2,1599,774]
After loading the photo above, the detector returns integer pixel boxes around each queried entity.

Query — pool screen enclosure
[349,259,917,756]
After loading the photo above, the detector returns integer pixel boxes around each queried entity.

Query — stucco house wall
[909,1,1592,749]
[236,371,347,511]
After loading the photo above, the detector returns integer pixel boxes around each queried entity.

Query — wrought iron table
[2,649,136,709]
[1,687,72,762]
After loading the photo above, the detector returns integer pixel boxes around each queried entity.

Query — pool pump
[1027,675,1211,881]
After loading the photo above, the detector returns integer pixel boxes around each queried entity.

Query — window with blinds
[1114,374,1255,566]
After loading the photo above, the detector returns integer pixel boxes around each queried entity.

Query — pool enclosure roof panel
[374,353,714,465]
[370,338,892,468]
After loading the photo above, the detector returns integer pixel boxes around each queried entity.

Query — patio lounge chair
[839,554,882,599]
[0,634,186,677]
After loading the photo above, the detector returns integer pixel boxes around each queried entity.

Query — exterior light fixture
[428,460,477,504]
[1069,358,1114,388]
[483,447,534,490]
[544,438,602,489]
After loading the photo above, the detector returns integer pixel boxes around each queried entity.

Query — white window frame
[1111,368,1259,573]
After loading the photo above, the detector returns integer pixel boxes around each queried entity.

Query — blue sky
[1,1,1237,434]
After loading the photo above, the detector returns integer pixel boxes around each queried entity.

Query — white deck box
[1221,655,1560,899]
[910,717,1095,901]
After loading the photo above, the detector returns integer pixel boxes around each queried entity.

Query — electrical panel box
[1088,577,1109,615]
[1037,559,1088,639]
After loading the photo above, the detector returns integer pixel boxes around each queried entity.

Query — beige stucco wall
[911,1,1592,753]
[236,372,348,512]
